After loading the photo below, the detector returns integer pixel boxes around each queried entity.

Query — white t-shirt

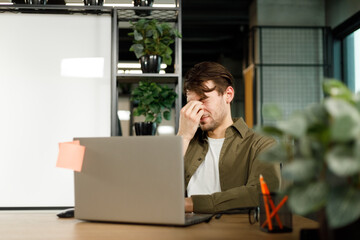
[187,137,225,197]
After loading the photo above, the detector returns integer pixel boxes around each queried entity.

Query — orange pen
[261,176,283,229]
[259,174,273,230]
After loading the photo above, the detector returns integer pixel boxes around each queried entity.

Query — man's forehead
[186,89,215,101]
[185,80,217,101]
[186,90,199,101]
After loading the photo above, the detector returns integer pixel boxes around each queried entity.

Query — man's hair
[184,61,234,99]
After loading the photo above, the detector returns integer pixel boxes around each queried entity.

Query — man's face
[186,81,229,132]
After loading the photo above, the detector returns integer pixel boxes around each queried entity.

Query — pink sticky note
[56,140,85,172]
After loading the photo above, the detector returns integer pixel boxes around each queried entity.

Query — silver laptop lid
[74,136,185,225]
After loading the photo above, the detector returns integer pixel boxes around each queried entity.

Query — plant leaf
[129,19,181,65]
[326,145,360,177]
[288,181,328,215]
[130,81,177,124]
[354,93,360,112]
[134,30,143,41]
[303,103,327,127]
[276,114,307,138]
[323,79,353,102]
[155,114,162,124]
[145,115,154,122]
[326,187,360,228]
[324,98,360,141]
[282,158,318,182]
[255,125,283,137]
[132,44,144,59]
[259,142,289,163]
[163,110,171,120]
[262,103,283,121]
[331,115,360,142]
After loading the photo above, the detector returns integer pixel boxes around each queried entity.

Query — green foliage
[259,79,360,229]
[130,81,177,124]
[128,19,182,66]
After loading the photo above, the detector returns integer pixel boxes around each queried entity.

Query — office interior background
[0,0,359,209]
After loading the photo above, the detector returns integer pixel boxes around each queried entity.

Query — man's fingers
[181,101,203,121]
[181,101,202,113]
[195,109,204,121]
[178,101,204,141]
[188,104,204,120]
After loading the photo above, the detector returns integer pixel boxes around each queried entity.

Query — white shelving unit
[113,2,182,135]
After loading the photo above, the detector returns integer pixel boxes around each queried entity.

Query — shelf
[0,5,179,22]
[117,73,180,84]
[116,6,179,22]
[0,5,113,15]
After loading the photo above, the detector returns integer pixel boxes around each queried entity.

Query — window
[342,29,360,93]
[355,29,360,93]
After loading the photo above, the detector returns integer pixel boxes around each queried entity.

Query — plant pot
[134,122,157,136]
[83,0,103,6]
[140,55,162,73]
[133,0,153,17]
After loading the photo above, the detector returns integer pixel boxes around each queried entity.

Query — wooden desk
[0,211,318,240]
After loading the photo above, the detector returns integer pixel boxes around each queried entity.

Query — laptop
[74,136,213,226]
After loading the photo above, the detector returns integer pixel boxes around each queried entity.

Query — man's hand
[185,197,194,213]
[177,101,204,155]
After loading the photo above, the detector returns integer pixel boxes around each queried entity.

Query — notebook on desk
[74,136,213,226]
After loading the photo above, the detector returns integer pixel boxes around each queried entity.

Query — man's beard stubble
[199,118,220,132]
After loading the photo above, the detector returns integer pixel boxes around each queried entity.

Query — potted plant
[128,19,182,73]
[133,0,153,17]
[258,79,360,239]
[130,81,177,135]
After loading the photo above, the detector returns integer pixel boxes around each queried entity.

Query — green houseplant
[128,19,182,73]
[131,81,177,135]
[259,80,360,233]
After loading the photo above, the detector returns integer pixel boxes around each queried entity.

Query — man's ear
[225,86,235,104]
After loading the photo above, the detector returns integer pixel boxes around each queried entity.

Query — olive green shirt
[184,118,281,213]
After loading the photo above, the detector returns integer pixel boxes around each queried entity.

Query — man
[177,62,281,213]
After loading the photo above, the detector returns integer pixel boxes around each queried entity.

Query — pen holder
[259,193,292,233]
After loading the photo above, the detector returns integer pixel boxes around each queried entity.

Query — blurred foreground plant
[258,79,360,229]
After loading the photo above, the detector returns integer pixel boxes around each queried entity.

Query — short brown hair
[184,61,234,99]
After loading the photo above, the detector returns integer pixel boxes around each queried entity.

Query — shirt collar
[199,117,249,140]
[228,118,249,138]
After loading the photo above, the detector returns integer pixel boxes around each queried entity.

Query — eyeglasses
[248,206,260,224]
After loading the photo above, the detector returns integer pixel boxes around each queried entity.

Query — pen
[260,174,273,230]
[261,176,283,229]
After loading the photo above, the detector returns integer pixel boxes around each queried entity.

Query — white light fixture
[61,58,104,78]
[65,3,83,6]
[118,62,167,74]
[65,2,176,7]
[117,110,131,121]
[118,62,167,69]
[117,69,166,74]
[101,3,175,7]
[157,126,175,135]
[153,4,176,7]
[103,3,133,7]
